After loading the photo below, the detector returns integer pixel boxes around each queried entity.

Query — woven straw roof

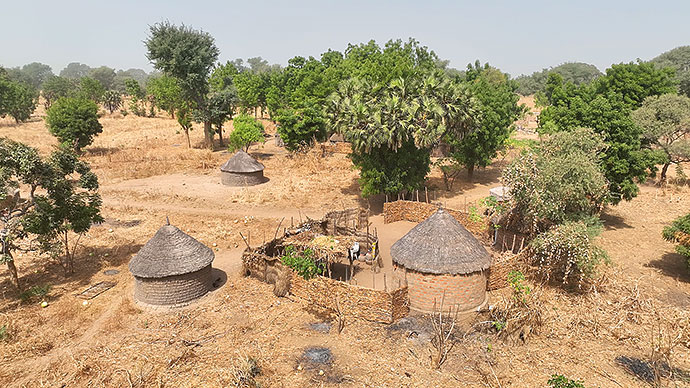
[220,151,264,173]
[129,224,215,278]
[391,209,490,275]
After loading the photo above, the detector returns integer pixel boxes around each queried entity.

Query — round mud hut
[129,223,215,306]
[220,151,265,186]
[391,209,491,313]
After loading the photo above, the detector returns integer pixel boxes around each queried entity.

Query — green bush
[0,325,8,341]
[281,245,324,280]
[19,284,51,303]
[229,113,264,152]
[529,221,608,289]
[662,213,690,267]
[46,97,103,152]
[547,374,586,388]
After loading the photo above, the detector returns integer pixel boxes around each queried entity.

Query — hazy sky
[1,0,688,77]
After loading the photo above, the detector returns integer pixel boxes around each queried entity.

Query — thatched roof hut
[391,209,490,275]
[220,151,266,186]
[329,133,345,143]
[391,209,490,312]
[129,224,215,306]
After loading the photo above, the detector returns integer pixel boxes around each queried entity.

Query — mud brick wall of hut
[290,272,409,323]
[383,200,488,237]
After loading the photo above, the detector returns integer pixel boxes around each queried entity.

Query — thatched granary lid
[391,209,490,275]
[129,224,215,278]
[220,151,264,173]
[329,133,345,143]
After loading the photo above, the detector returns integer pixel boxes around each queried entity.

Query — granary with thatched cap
[220,150,266,186]
[391,208,490,313]
[129,222,215,306]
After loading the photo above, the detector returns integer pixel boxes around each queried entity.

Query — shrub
[502,128,609,234]
[229,113,264,152]
[547,374,586,388]
[102,90,121,114]
[281,245,324,280]
[662,213,690,268]
[46,97,103,152]
[19,284,51,303]
[529,221,608,289]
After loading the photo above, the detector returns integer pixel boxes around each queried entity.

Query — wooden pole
[372,271,376,290]
[511,234,517,253]
[416,190,419,202]
[291,216,293,228]
[425,187,429,203]
[383,273,388,292]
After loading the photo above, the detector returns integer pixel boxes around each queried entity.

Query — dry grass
[1,113,690,387]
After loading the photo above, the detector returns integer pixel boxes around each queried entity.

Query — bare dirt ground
[0,110,689,387]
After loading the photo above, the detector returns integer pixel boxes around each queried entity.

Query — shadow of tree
[646,252,690,283]
[0,241,143,309]
[600,212,633,230]
[616,355,690,385]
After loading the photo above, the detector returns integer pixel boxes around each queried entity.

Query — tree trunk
[6,255,20,292]
[660,162,671,184]
[467,165,475,181]
[218,126,224,147]
[203,121,213,149]
[184,129,191,148]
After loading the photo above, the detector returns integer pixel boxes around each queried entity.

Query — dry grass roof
[391,209,490,275]
[220,151,264,173]
[129,224,215,278]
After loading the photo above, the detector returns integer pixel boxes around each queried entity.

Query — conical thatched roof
[220,151,264,173]
[329,133,345,143]
[391,209,490,275]
[129,224,215,278]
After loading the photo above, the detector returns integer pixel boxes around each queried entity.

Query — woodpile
[383,200,488,237]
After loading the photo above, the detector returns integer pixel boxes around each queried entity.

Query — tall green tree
[632,93,690,181]
[46,97,103,152]
[89,66,116,90]
[1,139,102,288]
[539,61,675,203]
[147,75,183,118]
[145,22,219,148]
[515,62,602,95]
[78,77,105,103]
[42,76,78,109]
[59,62,92,79]
[18,62,54,90]
[0,78,38,123]
[330,71,476,197]
[443,62,524,182]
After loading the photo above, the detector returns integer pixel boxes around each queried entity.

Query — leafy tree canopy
[515,62,602,95]
[650,45,690,97]
[442,61,525,181]
[229,113,265,152]
[503,128,609,233]
[538,61,675,202]
[59,62,92,79]
[42,76,78,108]
[89,66,116,90]
[46,97,103,152]
[632,93,690,181]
